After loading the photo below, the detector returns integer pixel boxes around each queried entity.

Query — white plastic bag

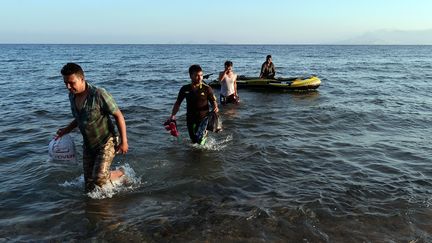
[48,134,77,161]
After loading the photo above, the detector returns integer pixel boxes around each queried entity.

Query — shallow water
[0,44,431,242]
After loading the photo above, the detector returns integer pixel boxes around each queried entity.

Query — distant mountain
[338,29,432,45]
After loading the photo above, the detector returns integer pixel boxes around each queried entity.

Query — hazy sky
[1,0,431,44]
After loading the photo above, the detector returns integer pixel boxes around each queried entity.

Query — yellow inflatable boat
[208,75,321,90]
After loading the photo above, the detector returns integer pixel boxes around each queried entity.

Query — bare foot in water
[110,167,125,182]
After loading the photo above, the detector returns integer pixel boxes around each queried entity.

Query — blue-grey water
[0,44,431,242]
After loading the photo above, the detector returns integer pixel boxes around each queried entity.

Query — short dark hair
[224,60,233,67]
[266,55,272,60]
[189,64,202,75]
[61,63,84,77]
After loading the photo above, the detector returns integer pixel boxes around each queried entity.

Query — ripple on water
[1,45,432,242]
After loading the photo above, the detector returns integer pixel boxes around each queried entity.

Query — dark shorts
[83,136,117,191]
[187,116,208,144]
[220,94,239,105]
[263,74,275,79]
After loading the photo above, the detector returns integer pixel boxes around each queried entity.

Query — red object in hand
[164,118,179,137]
[168,122,179,137]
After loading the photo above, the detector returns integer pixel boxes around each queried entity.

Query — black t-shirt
[176,83,216,121]
[261,62,275,78]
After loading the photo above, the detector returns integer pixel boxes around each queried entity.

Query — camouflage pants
[83,137,116,192]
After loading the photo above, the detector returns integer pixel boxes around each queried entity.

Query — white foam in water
[87,163,142,199]
[146,159,171,169]
[59,163,142,199]
[59,174,84,188]
[190,134,233,151]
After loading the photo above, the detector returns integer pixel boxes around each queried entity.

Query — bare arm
[212,99,219,113]
[113,110,128,154]
[56,119,77,139]
[234,74,238,96]
[210,90,219,113]
[218,71,226,83]
[259,63,265,78]
[170,100,181,119]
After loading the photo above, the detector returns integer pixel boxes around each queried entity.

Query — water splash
[87,163,142,199]
[59,174,84,188]
[59,163,142,199]
[190,134,233,151]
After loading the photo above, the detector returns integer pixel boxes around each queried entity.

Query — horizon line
[1,43,432,46]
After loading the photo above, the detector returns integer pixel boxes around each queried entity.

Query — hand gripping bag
[48,134,77,161]
[207,111,222,133]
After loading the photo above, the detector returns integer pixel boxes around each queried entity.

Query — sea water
[0,44,431,242]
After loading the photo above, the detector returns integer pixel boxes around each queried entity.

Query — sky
[1,0,432,44]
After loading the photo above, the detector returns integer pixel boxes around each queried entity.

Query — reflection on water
[289,90,320,100]
[83,199,125,238]
[0,44,431,241]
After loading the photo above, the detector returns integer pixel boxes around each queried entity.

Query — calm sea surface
[0,44,431,242]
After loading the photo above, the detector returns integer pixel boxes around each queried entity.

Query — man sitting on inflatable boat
[260,55,276,79]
